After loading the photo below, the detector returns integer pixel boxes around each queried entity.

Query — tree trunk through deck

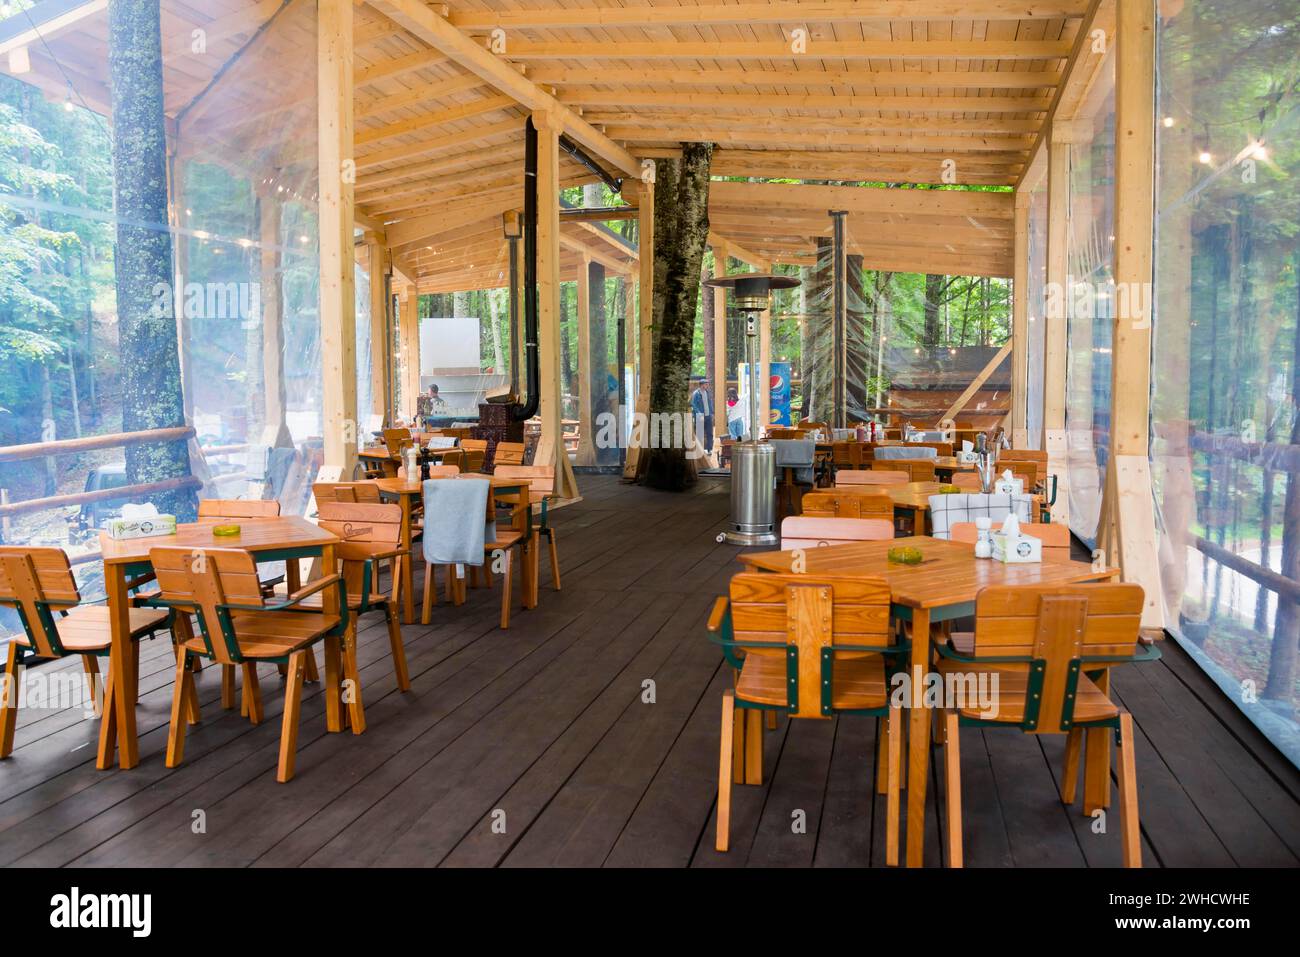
[807,236,833,423]
[108,0,195,519]
[640,142,713,491]
[845,254,868,422]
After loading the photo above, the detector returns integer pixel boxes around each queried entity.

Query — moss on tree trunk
[109,0,196,519]
[640,142,713,491]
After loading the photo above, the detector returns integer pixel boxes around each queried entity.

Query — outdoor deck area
[0,475,1295,869]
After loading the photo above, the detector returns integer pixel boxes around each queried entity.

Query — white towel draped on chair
[927,492,1034,539]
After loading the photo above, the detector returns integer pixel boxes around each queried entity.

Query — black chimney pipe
[512,117,541,422]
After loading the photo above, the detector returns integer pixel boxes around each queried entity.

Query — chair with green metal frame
[933,581,1159,867]
[149,545,349,783]
[494,465,561,591]
[0,546,172,758]
[706,572,907,863]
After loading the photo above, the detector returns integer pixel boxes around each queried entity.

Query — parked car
[72,464,130,535]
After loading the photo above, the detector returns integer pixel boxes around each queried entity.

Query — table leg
[320,543,343,733]
[97,564,138,770]
[906,607,932,867]
[400,495,415,624]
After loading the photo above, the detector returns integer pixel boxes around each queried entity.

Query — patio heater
[705,272,801,546]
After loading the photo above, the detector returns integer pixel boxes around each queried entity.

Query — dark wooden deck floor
[1,474,1297,867]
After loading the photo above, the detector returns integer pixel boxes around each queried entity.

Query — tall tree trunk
[845,254,868,422]
[923,274,943,345]
[588,260,614,464]
[641,142,713,490]
[109,0,195,519]
[807,236,834,422]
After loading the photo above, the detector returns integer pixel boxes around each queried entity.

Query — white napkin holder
[957,442,979,464]
[105,503,177,540]
[993,468,1023,495]
[991,513,1040,563]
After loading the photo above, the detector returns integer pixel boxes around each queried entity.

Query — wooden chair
[312,502,410,692]
[873,459,936,482]
[837,468,907,487]
[801,490,893,521]
[830,441,864,470]
[439,449,467,472]
[460,438,488,473]
[707,573,904,862]
[313,481,381,505]
[768,428,808,440]
[780,516,894,549]
[950,470,981,489]
[934,583,1156,867]
[494,464,561,591]
[0,546,172,758]
[427,464,460,477]
[382,428,414,459]
[149,546,349,782]
[494,441,526,467]
[420,479,531,629]
[999,449,1049,486]
[948,521,1071,561]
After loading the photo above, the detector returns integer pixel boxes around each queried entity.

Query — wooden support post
[368,243,391,428]
[1106,0,1163,630]
[1042,126,1072,524]
[398,290,419,423]
[317,0,356,481]
[259,196,291,451]
[575,253,596,465]
[712,241,728,455]
[534,111,579,498]
[625,176,654,479]
[1010,190,1030,447]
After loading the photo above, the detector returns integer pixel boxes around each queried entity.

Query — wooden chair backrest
[1000,449,1048,484]
[729,572,893,718]
[460,438,488,452]
[314,482,381,504]
[0,546,81,658]
[908,441,954,457]
[873,459,935,482]
[837,469,907,486]
[494,441,526,466]
[383,428,414,458]
[150,546,265,665]
[831,441,862,468]
[951,470,981,489]
[973,583,1144,732]
[801,490,893,520]
[1003,460,1039,489]
[949,521,1071,559]
[427,464,460,477]
[769,428,808,440]
[463,450,486,472]
[494,465,555,498]
[317,502,403,600]
[197,499,281,520]
[798,420,830,434]
[780,516,894,550]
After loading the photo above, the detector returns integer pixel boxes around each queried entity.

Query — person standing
[690,376,714,454]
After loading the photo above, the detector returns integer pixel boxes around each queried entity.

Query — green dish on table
[212,524,241,537]
[887,546,923,565]
[938,484,961,494]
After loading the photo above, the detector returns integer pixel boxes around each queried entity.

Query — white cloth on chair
[770,438,815,485]
[927,492,1034,540]
[422,478,491,575]
[874,444,937,461]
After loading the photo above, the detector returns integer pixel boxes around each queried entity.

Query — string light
[1162,116,1175,128]
[1198,150,1213,165]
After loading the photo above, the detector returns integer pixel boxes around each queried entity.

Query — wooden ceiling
[1,0,1096,287]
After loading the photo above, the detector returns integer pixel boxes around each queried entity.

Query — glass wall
[0,1,322,638]
[1025,174,1048,449]
[1153,0,1300,765]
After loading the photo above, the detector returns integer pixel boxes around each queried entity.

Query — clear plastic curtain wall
[1152,0,1300,765]
[794,214,1012,431]
[0,0,322,629]
[1025,177,1049,450]
[1064,49,1118,547]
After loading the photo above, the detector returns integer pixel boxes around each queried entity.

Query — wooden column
[1010,190,1030,447]
[711,241,728,452]
[368,242,391,427]
[317,0,356,480]
[1042,127,1072,524]
[258,196,291,451]
[575,253,596,465]
[534,111,579,498]
[398,289,419,423]
[624,176,654,478]
[1106,0,1163,630]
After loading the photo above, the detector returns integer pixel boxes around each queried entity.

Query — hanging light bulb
[1198,150,1213,165]
[63,94,74,112]
[1162,116,1175,128]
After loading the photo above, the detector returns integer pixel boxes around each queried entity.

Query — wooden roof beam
[448,2,1089,30]
[603,127,1033,152]
[709,180,1015,219]
[364,0,640,178]
[561,90,1053,115]
[530,66,1064,91]
[493,39,1073,61]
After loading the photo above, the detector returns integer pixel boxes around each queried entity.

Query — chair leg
[277,651,306,783]
[0,643,21,758]
[422,562,435,625]
[876,716,888,795]
[386,604,410,691]
[744,708,762,785]
[221,664,236,710]
[303,648,320,684]
[1117,713,1141,868]
[81,655,102,718]
[129,640,141,707]
[242,663,263,725]
[165,648,192,768]
[732,699,746,784]
[547,528,561,590]
[499,549,513,630]
[886,705,902,867]
[716,689,735,852]
[765,710,776,730]
[342,624,365,735]
[943,710,963,868]
[1061,726,1083,804]
[183,658,201,725]
[444,565,456,604]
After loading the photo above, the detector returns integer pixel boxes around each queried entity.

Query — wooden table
[738,535,1118,867]
[97,516,341,770]
[359,446,398,477]
[933,455,976,480]
[368,475,537,622]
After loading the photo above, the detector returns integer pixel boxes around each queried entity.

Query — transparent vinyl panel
[1152,0,1300,764]
[0,0,322,638]
[1025,177,1049,450]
